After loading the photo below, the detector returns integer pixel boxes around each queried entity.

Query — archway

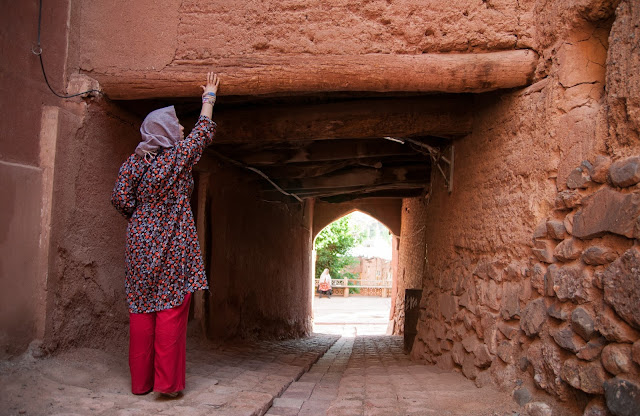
[312,210,394,337]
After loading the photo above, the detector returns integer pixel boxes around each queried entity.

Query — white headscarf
[320,269,331,285]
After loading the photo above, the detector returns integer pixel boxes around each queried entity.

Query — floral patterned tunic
[111,116,216,313]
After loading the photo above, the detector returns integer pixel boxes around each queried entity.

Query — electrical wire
[32,0,101,99]
[208,150,303,203]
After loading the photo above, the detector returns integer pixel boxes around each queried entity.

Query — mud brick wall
[68,0,538,78]
[410,2,640,414]
[393,198,427,335]
[45,102,142,352]
[207,166,313,340]
[0,0,77,357]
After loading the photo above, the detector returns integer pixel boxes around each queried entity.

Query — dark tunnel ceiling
[116,91,473,203]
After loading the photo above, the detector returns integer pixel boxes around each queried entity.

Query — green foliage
[315,216,361,280]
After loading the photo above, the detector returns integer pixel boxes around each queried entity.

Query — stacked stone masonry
[405,1,640,414]
[413,156,640,416]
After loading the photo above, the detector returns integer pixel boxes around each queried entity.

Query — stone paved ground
[267,336,520,416]
[0,334,338,416]
[1,297,523,416]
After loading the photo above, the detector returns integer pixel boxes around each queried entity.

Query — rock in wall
[527,155,640,414]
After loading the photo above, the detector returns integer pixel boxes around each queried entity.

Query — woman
[318,268,332,298]
[111,72,219,397]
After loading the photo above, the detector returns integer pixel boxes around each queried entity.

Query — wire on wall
[208,150,304,203]
[32,0,101,99]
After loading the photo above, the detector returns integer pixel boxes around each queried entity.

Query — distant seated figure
[318,268,333,298]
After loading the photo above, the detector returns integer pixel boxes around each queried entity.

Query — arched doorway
[312,211,394,336]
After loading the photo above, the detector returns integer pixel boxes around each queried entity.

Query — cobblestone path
[1,334,520,416]
[267,336,519,416]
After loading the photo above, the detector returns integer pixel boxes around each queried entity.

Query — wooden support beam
[295,183,427,197]
[274,165,429,193]
[212,138,428,166]
[262,182,426,200]
[91,50,538,100]
[210,96,471,143]
[260,156,429,179]
[319,189,425,203]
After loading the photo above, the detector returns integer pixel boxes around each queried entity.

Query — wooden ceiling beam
[211,137,440,165]
[261,181,427,199]
[260,156,429,179]
[319,189,425,203]
[273,165,429,192]
[209,96,471,143]
[91,51,538,100]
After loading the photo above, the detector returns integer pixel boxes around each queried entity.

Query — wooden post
[343,277,349,298]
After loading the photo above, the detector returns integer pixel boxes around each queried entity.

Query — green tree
[314,216,361,280]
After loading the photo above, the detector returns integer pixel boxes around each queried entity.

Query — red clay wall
[0,0,77,356]
[42,102,314,349]
[206,167,313,340]
[68,0,537,78]
[43,102,142,352]
[393,198,427,335]
[409,1,639,414]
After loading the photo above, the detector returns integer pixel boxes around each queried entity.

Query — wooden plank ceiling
[198,93,472,203]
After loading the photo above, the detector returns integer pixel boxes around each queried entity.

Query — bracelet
[202,96,216,105]
[202,91,216,105]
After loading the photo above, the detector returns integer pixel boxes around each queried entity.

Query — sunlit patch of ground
[312,296,391,336]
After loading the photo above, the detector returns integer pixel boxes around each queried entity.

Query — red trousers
[129,293,191,394]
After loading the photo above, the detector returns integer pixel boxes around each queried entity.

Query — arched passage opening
[312,210,394,337]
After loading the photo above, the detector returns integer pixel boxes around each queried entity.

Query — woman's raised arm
[200,72,220,120]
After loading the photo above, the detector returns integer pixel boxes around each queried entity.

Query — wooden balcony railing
[315,278,392,297]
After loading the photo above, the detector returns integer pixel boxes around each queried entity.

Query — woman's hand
[200,72,219,119]
[201,72,219,96]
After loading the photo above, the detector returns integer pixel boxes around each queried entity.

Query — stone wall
[526,156,640,414]
[409,1,639,414]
